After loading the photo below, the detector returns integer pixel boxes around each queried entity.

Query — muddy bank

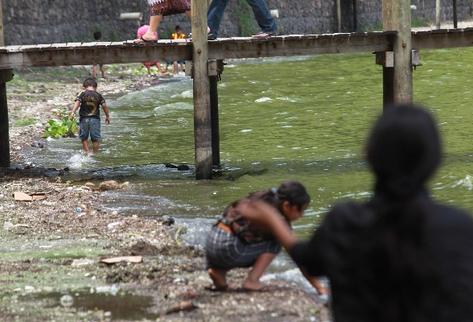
[1,65,329,321]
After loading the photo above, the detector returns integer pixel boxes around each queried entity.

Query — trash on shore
[163,301,197,315]
[100,256,143,264]
[81,180,130,191]
[13,191,47,201]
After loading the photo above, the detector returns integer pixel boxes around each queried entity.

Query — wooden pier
[1,0,473,178]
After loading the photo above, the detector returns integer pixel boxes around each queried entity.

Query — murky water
[24,49,473,286]
[21,290,157,320]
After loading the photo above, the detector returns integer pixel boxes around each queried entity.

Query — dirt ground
[0,65,329,321]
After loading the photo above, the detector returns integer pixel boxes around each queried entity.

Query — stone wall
[2,0,473,45]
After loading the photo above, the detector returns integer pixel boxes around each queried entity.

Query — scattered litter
[71,258,96,267]
[99,180,129,191]
[107,221,122,230]
[164,301,197,315]
[3,221,14,230]
[100,256,143,264]
[13,191,47,202]
[60,294,74,307]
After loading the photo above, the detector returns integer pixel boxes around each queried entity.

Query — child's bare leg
[92,65,97,78]
[243,253,276,291]
[82,140,89,155]
[208,268,228,290]
[92,141,100,154]
[100,64,106,78]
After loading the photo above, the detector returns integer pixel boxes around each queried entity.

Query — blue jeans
[208,0,277,37]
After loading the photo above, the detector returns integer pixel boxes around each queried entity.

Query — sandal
[134,35,158,44]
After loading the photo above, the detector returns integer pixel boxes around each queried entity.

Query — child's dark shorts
[79,117,101,142]
[205,225,281,270]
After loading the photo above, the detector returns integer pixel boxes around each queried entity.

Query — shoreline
[0,65,329,321]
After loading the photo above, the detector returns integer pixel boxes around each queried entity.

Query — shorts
[79,117,101,142]
[205,225,281,270]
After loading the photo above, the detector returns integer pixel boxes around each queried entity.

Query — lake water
[27,48,473,246]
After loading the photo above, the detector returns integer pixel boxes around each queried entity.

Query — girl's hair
[248,181,310,213]
[365,104,441,322]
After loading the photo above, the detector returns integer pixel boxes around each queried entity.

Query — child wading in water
[70,78,110,155]
[206,181,327,294]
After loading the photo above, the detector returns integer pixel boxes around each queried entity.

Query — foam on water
[68,153,95,170]
[153,102,193,116]
[452,175,473,190]
[255,97,272,103]
[171,90,193,99]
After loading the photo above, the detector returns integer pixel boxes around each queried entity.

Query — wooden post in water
[209,74,220,167]
[0,70,13,168]
[192,0,212,179]
[382,0,413,106]
[208,60,222,167]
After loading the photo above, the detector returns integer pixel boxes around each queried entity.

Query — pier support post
[192,0,212,179]
[209,74,219,167]
[382,0,413,105]
[209,60,224,168]
[0,69,13,168]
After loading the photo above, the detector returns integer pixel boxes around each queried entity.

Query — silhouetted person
[240,104,473,322]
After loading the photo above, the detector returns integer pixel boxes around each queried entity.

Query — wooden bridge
[1,0,473,179]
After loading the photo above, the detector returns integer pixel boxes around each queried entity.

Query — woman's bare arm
[237,200,299,250]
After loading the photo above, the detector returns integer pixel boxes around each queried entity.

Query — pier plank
[0,30,472,69]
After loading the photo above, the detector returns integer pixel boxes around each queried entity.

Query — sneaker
[208,32,217,40]
[251,31,275,39]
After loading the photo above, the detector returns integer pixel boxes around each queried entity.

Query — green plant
[43,109,78,138]
[15,118,36,127]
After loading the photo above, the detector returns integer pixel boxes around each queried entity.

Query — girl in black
[239,104,473,322]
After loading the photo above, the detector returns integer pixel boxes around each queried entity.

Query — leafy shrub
[43,110,78,138]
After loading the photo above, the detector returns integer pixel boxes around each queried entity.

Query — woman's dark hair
[83,77,98,88]
[366,104,441,322]
[249,181,310,213]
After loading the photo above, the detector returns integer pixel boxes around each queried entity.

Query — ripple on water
[153,102,193,116]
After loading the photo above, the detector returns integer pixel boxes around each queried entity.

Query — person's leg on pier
[207,0,230,39]
[247,0,277,37]
[140,15,162,42]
